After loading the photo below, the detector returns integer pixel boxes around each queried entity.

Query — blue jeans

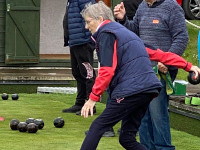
[139,71,177,150]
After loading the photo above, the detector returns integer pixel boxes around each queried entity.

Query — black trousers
[70,43,96,106]
[81,93,156,150]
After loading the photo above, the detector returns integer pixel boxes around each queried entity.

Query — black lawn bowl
[54,117,65,128]
[27,123,38,133]
[10,119,20,130]
[187,71,200,85]
[2,93,8,100]
[17,122,27,132]
[34,119,44,129]
[11,94,19,100]
[26,118,35,124]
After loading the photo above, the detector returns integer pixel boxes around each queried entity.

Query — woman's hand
[189,65,200,79]
[81,99,96,118]
[113,2,126,20]
[158,62,168,74]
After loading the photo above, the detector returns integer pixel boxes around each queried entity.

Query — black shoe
[85,127,115,137]
[102,128,115,137]
[62,105,82,113]
[76,106,96,116]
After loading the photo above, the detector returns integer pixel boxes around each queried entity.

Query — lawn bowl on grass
[25,118,35,124]
[17,122,27,132]
[54,117,65,128]
[34,119,44,129]
[0,93,199,150]
[11,94,19,100]
[27,123,38,133]
[2,93,8,100]
[10,119,20,130]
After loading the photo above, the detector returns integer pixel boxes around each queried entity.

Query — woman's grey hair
[81,1,115,21]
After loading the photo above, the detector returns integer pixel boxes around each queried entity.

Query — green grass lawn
[0,93,199,150]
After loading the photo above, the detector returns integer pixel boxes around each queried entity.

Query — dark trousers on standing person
[62,43,96,113]
[70,43,96,106]
[80,92,157,150]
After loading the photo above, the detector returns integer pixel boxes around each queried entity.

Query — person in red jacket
[80,2,200,150]
[100,0,143,137]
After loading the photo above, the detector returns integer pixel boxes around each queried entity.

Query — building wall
[40,0,69,54]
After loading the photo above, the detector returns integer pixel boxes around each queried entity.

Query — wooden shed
[0,0,70,67]
[0,0,121,83]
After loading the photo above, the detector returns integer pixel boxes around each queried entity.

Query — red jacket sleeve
[146,47,192,72]
[89,41,118,102]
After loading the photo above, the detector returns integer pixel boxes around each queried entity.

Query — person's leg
[140,78,175,150]
[72,45,88,106]
[151,71,177,150]
[76,43,96,99]
[119,93,155,150]
[140,70,177,150]
[62,46,86,113]
[81,99,123,150]
[139,108,155,150]
[149,82,175,150]
[73,43,96,104]
[83,43,96,98]
[101,88,115,137]
[81,93,155,150]
[81,111,117,150]
[74,43,96,115]
[84,88,114,136]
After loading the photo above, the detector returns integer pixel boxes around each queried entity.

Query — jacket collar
[147,0,165,8]
[92,20,111,42]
